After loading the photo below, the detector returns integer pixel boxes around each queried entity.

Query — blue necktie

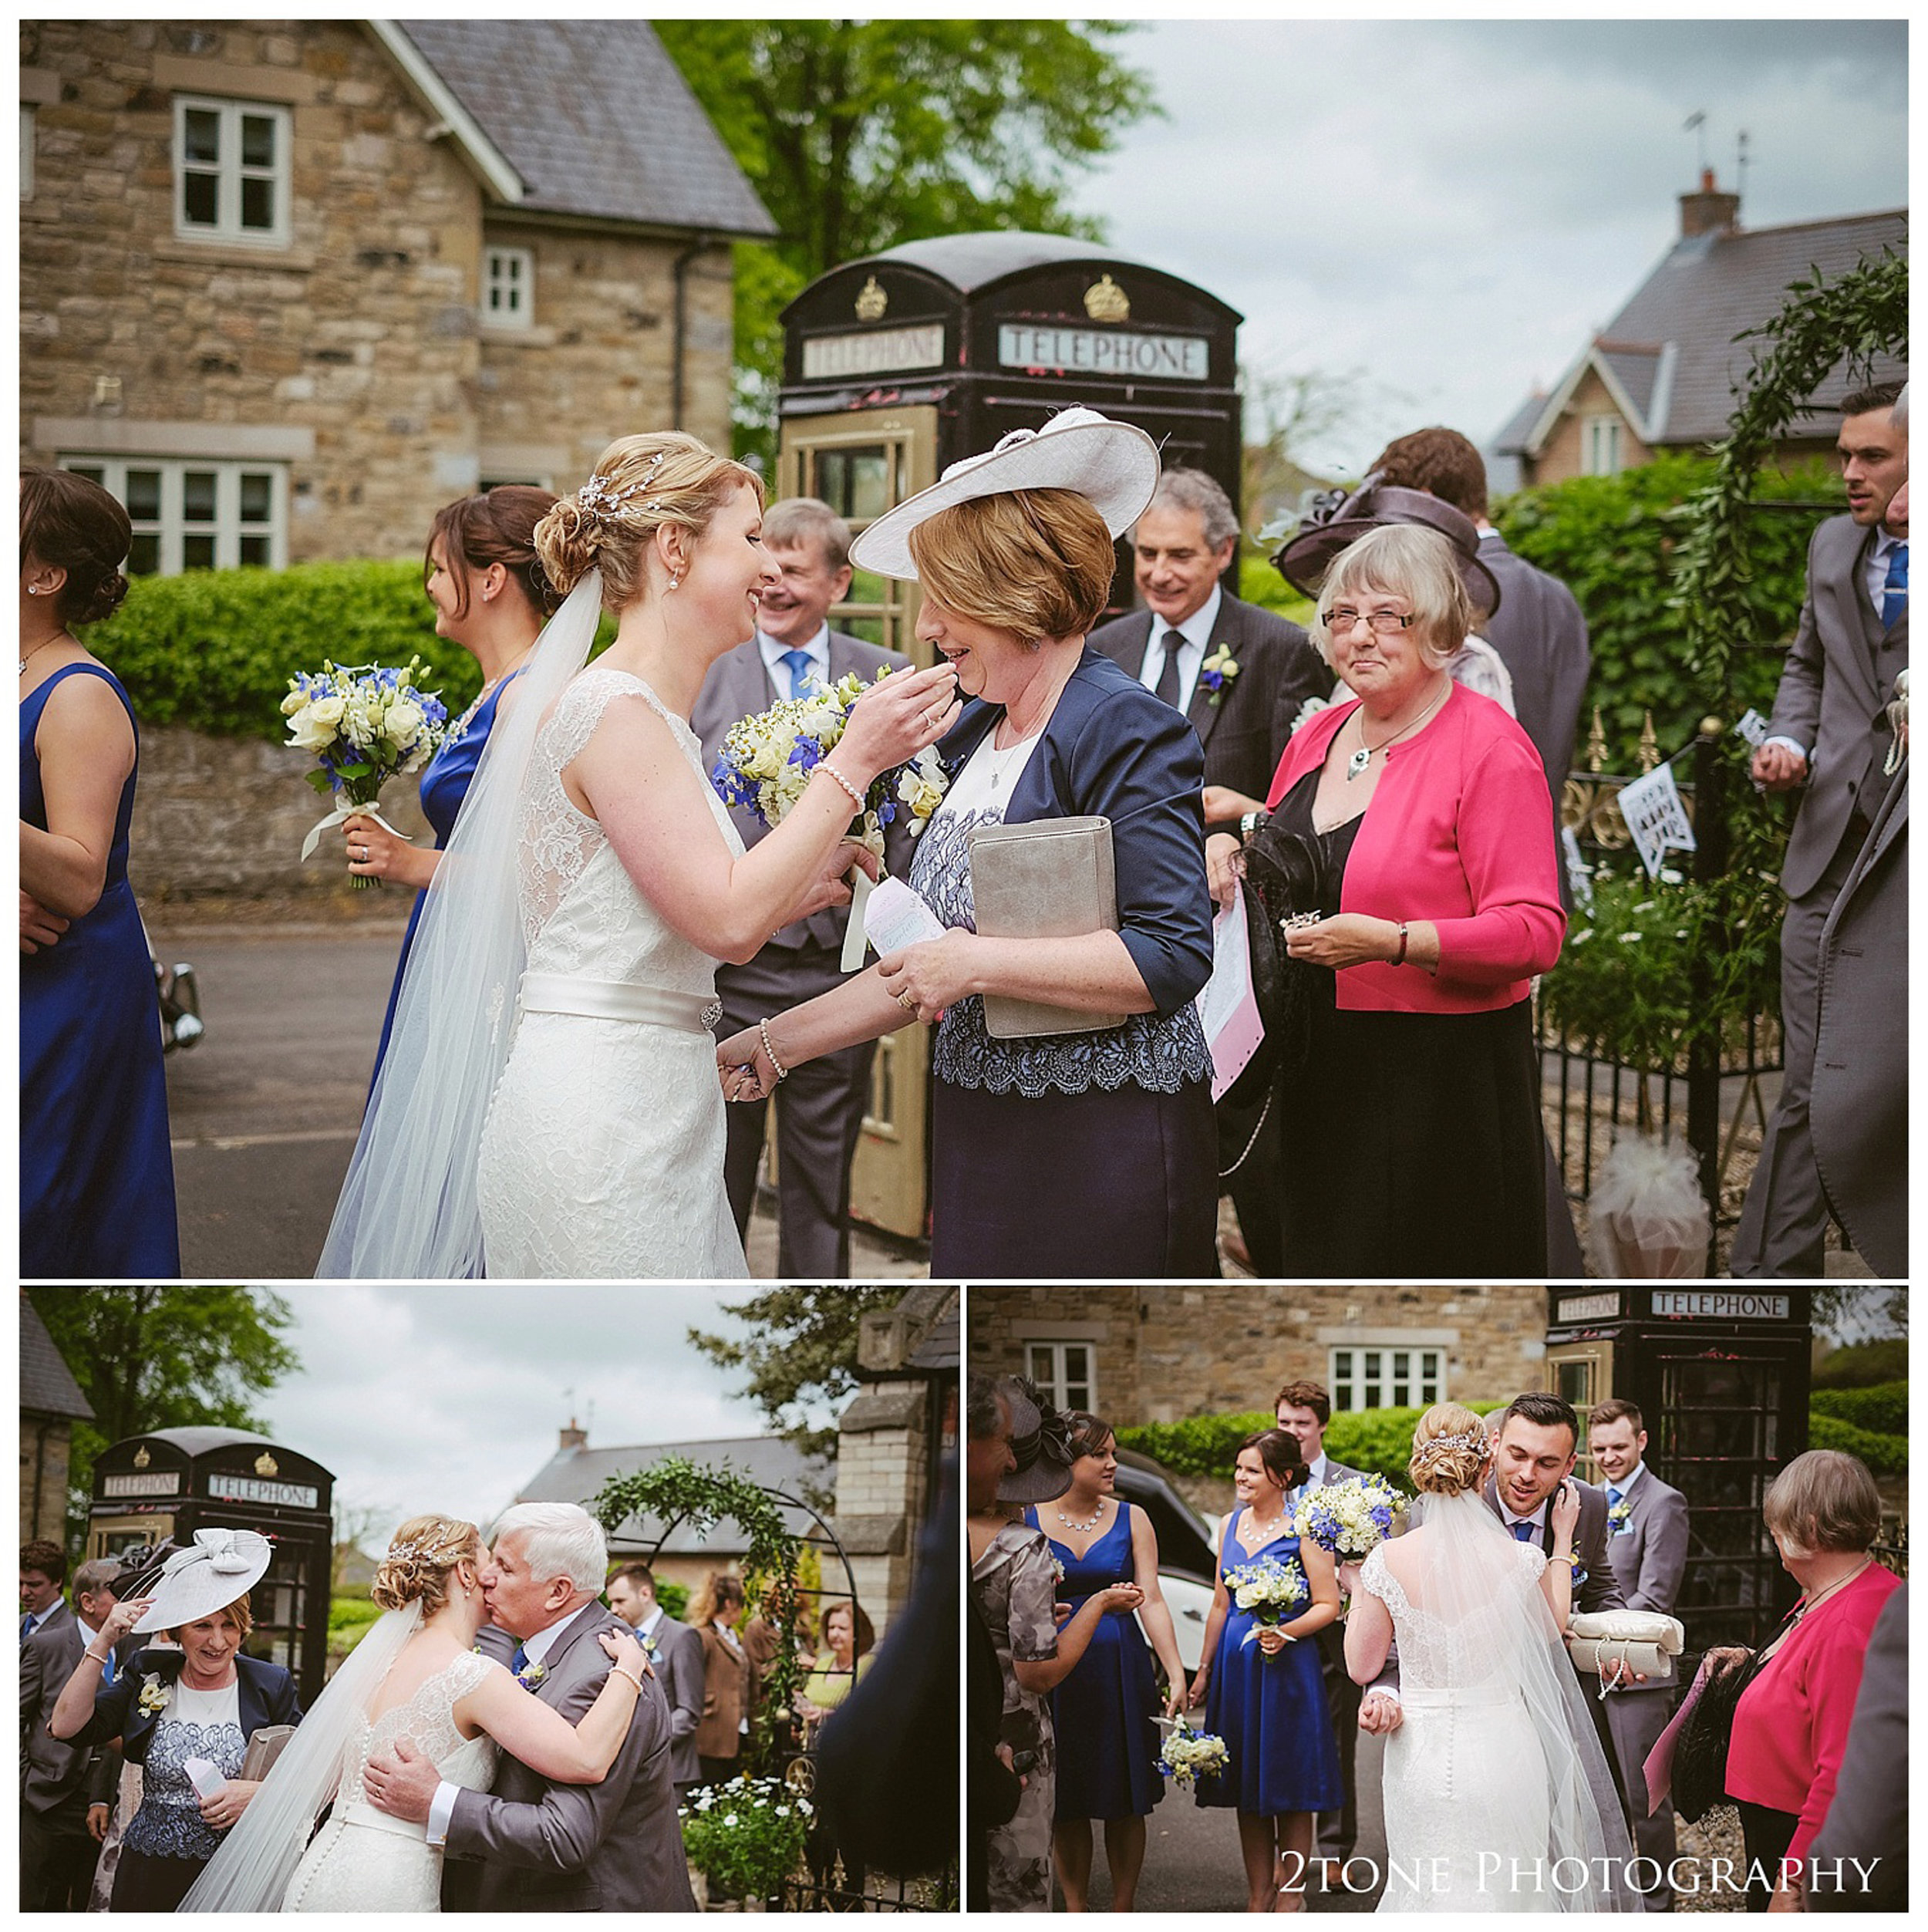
[778,649,816,699]
[1511,1519,1537,1543]
[1881,541,1908,627]
[511,1642,531,1684]
[20,1613,34,1644]
[1606,1486,1623,1512]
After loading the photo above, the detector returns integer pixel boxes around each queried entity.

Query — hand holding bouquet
[1225,1555,1308,1649]
[284,659,449,888]
[1153,1712,1230,1789]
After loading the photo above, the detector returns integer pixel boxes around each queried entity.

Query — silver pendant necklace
[1346,677,1451,779]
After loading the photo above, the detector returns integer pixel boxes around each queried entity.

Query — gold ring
[897,990,915,1012]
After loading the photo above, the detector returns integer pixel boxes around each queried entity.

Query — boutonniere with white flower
[640,1631,660,1660]
[1198,644,1240,706]
[1607,1498,1633,1534]
[137,1673,170,1718]
[516,1660,547,1691]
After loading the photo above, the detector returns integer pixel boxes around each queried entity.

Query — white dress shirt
[1765,530,1906,762]
[1306,1452,1330,1486]
[427,1603,605,1846]
[758,623,831,696]
[1604,1460,1647,1502]
[1134,585,1222,716]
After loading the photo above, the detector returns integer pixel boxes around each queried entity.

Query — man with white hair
[364,1502,693,1911]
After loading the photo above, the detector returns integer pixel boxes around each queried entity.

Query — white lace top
[1360,1535,1545,1694]
[336,1649,497,1832]
[512,666,744,989]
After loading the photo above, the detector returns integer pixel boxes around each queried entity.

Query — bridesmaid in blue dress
[340,487,557,1079]
[1189,1428,1341,1913]
[1025,1412,1188,1911]
[19,468,179,1276]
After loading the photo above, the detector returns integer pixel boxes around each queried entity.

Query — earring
[27,586,44,596]
[669,575,680,592]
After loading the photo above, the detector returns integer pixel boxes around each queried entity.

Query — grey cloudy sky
[1070,17,1908,475]
[253,1285,802,1547]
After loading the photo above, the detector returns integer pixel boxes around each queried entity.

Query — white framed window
[1025,1340,1097,1414]
[1583,414,1623,477]
[59,457,287,575]
[20,103,33,199]
[174,94,291,245]
[1330,1344,1445,1412]
[482,245,534,329]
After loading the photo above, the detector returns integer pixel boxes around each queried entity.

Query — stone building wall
[21,1416,75,1546]
[968,1285,1551,1426]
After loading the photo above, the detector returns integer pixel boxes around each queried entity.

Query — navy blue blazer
[939,646,1213,1017]
[75,1646,303,1764]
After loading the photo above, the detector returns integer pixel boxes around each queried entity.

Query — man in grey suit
[607,1563,703,1797]
[1588,1398,1689,1911]
[367,1503,693,1913]
[21,1556,119,1910]
[1090,467,1330,1273]
[692,497,911,1277]
[1735,379,1907,1276]
[1272,1379,1364,1879]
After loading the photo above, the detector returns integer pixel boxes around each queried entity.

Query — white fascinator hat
[849,406,1160,582]
[130,1529,273,1632]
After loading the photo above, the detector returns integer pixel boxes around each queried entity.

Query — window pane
[240,534,270,567]
[1028,1344,1051,1384]
[240,113,275,168]
[181,471,217,521]
[69,466,105,487]
[183,169,219,226]
[128,533,161,575]
[240,174,274,230]
[125,470,163,521]
[1065,1347,1087,1381]
[183,108,221,164]
[239,473,272,522]
[182,534,217,571]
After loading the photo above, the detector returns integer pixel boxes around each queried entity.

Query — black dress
[1272,768,1545,1276]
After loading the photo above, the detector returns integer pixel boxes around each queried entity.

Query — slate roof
[392,21,776,238]
[20,1296,92,1420]
[516,1435,832,1554]
[1497,207,1907,454]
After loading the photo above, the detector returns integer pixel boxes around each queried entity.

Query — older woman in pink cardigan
[1208,524,1563,1274]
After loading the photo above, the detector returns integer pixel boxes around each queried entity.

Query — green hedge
[1808,1413,1908,1478]
[1812,1340,1909,1390]
[1809,1381,1907,1436]
[1238,547,1316,626]
[1494,452,1834,770]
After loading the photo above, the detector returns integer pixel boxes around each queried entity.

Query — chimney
[1679,167,1740,239]
[558,1418,588,1452]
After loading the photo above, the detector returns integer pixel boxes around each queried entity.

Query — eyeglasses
[1320,606,1417,637]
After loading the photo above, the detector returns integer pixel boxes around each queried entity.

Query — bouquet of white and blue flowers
[710,669,947,961]
[283,657,449,887]
[1226,1553,1308,1647]
[1294,1475,1407,1563]
[1152,1712,1230,1789]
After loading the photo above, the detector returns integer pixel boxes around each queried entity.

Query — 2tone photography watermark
[1277,1852,1890,1900]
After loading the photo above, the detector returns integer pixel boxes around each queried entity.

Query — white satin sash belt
[517,971,721,1034]
[1397,1684,1518,1710]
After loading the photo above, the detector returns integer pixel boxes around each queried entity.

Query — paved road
[153,918,927,1282]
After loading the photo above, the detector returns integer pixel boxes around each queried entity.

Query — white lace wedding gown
[281,1649,498,1913]
[1362,1534,1555,1912]
[476,667,748,1277]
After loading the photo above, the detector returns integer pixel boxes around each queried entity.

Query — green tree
[656,21,1158,464]
[29,1286,298,1552]
[687,1285,901,1478]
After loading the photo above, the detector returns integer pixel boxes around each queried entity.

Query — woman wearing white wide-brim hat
[48,1530,303,1911]
[717,409,1219,1277]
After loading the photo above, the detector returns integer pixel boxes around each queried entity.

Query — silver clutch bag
[968,815,1124,1039]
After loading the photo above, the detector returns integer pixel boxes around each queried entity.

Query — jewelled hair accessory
[577,450,670,519]
[1414,1427,1489,1461]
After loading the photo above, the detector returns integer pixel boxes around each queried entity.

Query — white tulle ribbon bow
[301,802,411,862]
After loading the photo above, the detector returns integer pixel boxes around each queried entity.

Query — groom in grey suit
[692,497,910,1277]
[366,1502,693,1913]
[1734,380,1907,1276]
[1587,1398,1689,1910]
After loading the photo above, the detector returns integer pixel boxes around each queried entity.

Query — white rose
[285,703,338,750]
[280,687,309,716]
[383,697,425,747]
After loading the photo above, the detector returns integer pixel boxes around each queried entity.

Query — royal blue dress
[1025,1499,1162,1820]
[1196,1505,1341,1816]
[20,663,180,1276]
[370,673,518,1081]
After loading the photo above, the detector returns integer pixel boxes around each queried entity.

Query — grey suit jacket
[1088,592,1330,828]
[1602,1466,1688,1694]
[1768,514,1909,900]
[692,629,912,953]
[447,1610,695,1913]
[1812,757,1907,1276]
[20,1603,93,1814]
[1475,533,1592,807]
[642,1610,704,1786]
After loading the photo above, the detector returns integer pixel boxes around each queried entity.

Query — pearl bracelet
[758,1017,789,1084]
[817,761,865,811]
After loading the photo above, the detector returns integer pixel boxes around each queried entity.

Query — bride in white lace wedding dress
[180,1517,648,1913]
[1346,1408,1636,1914]
[318,434,956,1280]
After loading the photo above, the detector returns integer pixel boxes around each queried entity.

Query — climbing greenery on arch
[590,1455,804,1767]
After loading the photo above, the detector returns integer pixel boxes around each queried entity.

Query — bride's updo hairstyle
[1409,1403,1492,1496]
[369,1514,483,1615]
[534,432,764,615]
